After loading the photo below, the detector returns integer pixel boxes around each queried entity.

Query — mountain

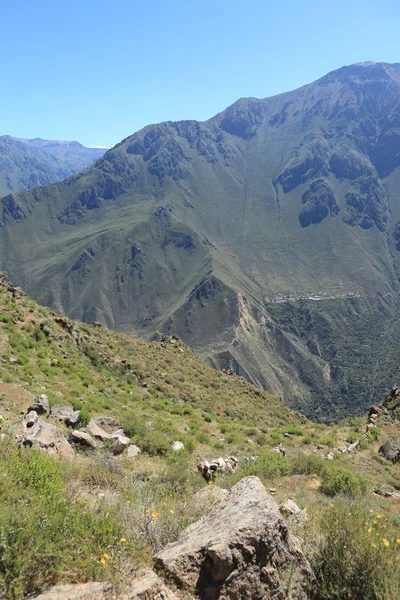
[0,136,106,196]
[2,62,400,420]
[13,136,107,172]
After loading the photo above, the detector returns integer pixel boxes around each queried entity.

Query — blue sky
[2,0,399,148]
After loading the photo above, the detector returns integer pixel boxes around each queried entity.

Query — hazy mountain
[2,62,400,420]
[0,136,107,196]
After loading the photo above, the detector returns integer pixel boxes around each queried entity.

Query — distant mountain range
[2,62,400,420]
[0,136,106,196]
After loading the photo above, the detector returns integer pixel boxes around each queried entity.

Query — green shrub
[140,431,171,455]
[321,465,367,497]
[8,449,63,498]
[309,499,400,599]
[290,452,325,476]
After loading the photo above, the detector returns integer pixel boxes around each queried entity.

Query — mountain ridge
[0,135,107,197]
[2,62,400,420]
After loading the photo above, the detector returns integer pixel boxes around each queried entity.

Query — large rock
[155,476,313,599]
[110,434,131,455]
[86,416,122,441]
[125,570,179,599]
[89,416,121,434]
[69,430,97,450]
[49,403,75,424]
[33,582,112,599]
[126,445,142,459]
[27,394,49,415]
[17,411,74,459]
[32,572,179,600]
[379,440,400,462]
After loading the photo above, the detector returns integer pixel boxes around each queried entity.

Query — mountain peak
[320,61,400,85]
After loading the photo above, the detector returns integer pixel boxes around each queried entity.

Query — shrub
[8,449,63,498]
[290,452,325,476]
[309,499,400,599]
[140,431,171,455]
[321,465,367,497]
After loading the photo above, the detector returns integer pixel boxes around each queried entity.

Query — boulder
[126,445,142,459]
[66,410,81,427]
[27,394,49,415]
[17,412,74,459]
[126,570,179,599]
[171,441,184,452]
[32,572,179,600]
[111,434,131,455]
[194,485,229,507]
[88,416,121,434]
[279,498,302,517]
[49,403,75,424]
[379,440,400,462]
[33,582,112,599]
[85,421,112,441]
[155,476,313,599]
[69,430,97,450]
[197,456,238,481]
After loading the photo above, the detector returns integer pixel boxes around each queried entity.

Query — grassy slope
[1,276,400,598]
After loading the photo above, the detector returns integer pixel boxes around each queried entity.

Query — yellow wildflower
[396,538,400,544]
[170,510,174,514]
[152,511,159,518]
[383,539,390,547]
[377,514,382,519]
[303,507,308,512]
[368,528,372,534]
[145,509,150,514]
[371,543,377,548]
[330,503,335,508]
[120,537,126,543]
[369,509,373,513]
[100,558,106,565]
[103,553,110,559]
[208,481,213,485]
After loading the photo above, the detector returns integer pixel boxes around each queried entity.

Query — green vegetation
[308,499,400,599]
[0,276,400,598]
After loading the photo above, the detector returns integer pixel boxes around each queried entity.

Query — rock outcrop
[16,411,74,459]
[155,476,313,599]
[379,440,400,462]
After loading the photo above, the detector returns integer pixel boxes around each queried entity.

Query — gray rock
[171,441,184,452]
[88,416,121,434]
[33,582,113,599]
[69,430,97,450]
[17,412,74,459]
[279,498,302,516]
[326,452,335,460]
[66,411,81,427]
[27,394,49,415]
[126,444,142,459]
[49,403,75,424]
[379,440,400,462]
[125,570,179,599]
[111,434,131,455]
[86,422,113,441]
[155,476,313,599]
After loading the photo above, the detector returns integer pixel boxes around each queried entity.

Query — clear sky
[2,0,399,148]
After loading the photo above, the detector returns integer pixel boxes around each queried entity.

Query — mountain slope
[2,62,400,420]
[0,136,106,196]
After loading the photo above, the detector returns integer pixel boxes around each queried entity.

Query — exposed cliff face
[2,62,400,419]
